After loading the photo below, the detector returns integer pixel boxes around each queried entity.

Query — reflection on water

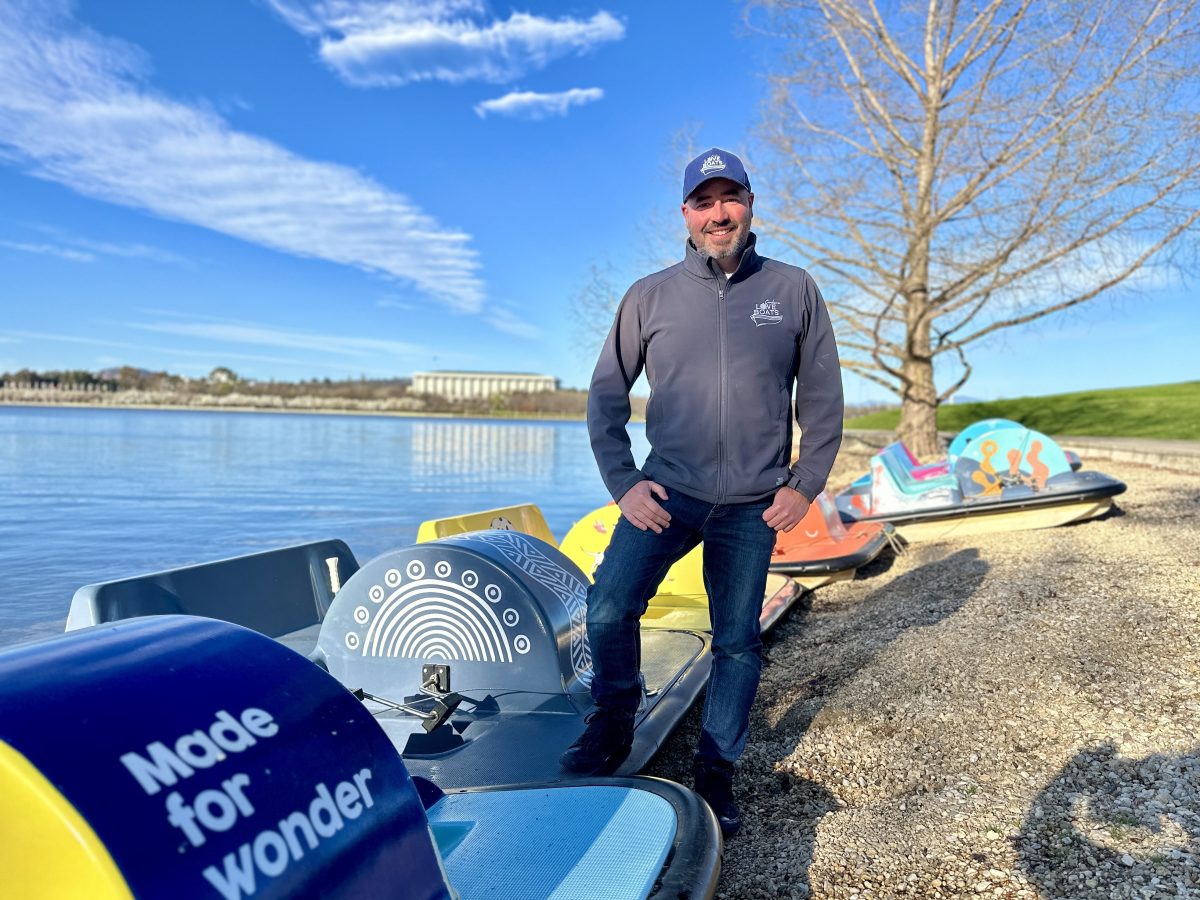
[410,421,555,483]
[0,407,647,647]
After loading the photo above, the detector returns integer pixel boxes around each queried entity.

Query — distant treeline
[0,366,411,398]
[0,366,610,417]
[1,366,891,421]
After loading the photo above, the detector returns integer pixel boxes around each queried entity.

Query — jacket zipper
[716,277,727,502]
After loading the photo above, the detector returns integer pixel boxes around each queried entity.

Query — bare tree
[571,261,629,352]
[750,0,1200,456]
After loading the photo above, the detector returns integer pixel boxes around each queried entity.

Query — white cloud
[485,304,541,340]
[17,224,190,265]
[267,0,624,87]
[475,87,603,120]
[0,238,95,263]
[376,297,416,311]
[130,318,425,358]
[0,327,330,369]
[57,236,189,266]
[0,319,449,373]
[0,0,485,312]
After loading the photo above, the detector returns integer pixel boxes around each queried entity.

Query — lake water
[0,405,647,647]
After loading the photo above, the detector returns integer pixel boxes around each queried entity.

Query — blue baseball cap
[682,148,751,202]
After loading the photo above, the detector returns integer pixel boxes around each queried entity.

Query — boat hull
[846,486,1120,543]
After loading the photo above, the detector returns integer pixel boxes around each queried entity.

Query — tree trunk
[896,279,941,461]
[897,355,940,459]
[895,40,945,464]
[896,281,942,459]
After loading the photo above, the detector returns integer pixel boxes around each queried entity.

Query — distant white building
[412,370,559,400]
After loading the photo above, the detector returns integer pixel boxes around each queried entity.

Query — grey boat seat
[66,539,358,657]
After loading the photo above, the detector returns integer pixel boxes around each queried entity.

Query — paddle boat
[1,616,721,899]
[552,495,895,593]
[767,492,899,584]
[850,418,1082,486]
[418,502,803,633]
[835,425,1124,543]
[68,534,711,788]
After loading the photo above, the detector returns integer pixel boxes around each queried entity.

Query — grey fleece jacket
[588,233,844,505]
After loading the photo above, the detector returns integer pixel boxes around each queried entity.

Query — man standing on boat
[560,148,844,836]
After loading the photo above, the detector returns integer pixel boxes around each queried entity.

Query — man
[560,148,843,836]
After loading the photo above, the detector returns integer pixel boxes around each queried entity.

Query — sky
[0,0,1196,404]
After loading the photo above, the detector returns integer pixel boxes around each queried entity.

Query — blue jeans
[586,488,777,765]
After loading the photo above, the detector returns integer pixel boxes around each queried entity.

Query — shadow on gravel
[1065,503,1126,525]
[850,543,901,579]
[762,545,989,740]
[653,546,988,898]
[1017,742,1200,897]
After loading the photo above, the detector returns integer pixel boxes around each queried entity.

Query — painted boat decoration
[69,534,711,789]
[835,426,1124,543]
[419,502,803,634]
[767,491,898,584]
[1,616,721,899]
[851,418,1081,487]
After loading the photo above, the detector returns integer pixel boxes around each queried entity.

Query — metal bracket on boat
[352,687,464,733]
[422,664,451,694]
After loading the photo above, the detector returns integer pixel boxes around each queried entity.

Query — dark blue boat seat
[315,531,713,788]
[66,540,358,656]
[0,616,720,899]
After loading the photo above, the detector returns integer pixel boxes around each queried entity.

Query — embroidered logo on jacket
[751,300,782,326]
[699,154,726,175]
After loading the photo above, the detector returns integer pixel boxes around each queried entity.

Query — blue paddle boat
[0,616,722,898]
[68,532,712,787]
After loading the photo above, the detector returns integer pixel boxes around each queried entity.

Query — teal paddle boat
[836,425,1123,542]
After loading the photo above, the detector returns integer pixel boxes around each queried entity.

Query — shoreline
[0,397,595,424]
[7,401,1196,472]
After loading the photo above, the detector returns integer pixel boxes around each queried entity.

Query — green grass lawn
[845,381,1200,440]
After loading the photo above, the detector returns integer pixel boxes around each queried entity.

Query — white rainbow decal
[369,584,511,660]
[440,530,591,684]
[345,562,528,662]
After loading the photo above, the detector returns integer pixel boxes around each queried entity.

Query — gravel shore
[646,452,1200,899]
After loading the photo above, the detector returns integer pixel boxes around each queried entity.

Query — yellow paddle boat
[418,503,802,634]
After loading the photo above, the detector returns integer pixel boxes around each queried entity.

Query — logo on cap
[699,154,726,175]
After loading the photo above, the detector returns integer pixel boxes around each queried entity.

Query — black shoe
[559,709,635,774]
[693,760,741,837]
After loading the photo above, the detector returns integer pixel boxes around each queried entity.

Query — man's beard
[698,226,750,261]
